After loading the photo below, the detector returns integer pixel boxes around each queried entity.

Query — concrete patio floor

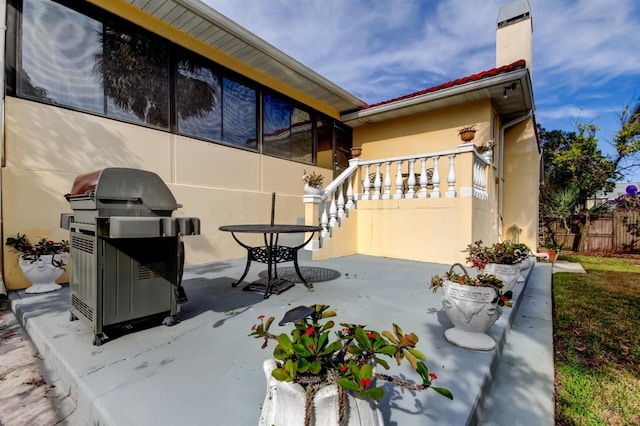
[8,252,554,425]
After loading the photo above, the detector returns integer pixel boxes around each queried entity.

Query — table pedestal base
[243,278,295,295]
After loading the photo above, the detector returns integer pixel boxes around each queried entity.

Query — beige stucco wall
[502,118,539,250]
[355,197,473,265]
[1,97,330,289]
[354,100,493,159]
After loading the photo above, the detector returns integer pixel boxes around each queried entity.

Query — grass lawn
[553,254,640,425]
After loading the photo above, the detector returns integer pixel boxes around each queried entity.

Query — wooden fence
[541,210,640,253]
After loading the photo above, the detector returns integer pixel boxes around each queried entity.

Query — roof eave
[342,68,533,127]
[175,0,366,110]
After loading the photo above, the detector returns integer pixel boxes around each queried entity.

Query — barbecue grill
[60,168,200,345]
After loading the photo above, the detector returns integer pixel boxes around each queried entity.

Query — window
[100,26,169,128]
[263,94,312,163]
[176,52,222,141]
[222,78,257,149]
[19,0,103,112]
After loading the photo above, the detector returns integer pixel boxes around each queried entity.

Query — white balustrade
[302,145,490,249]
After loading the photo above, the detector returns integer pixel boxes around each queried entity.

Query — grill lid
[65,168,178,217]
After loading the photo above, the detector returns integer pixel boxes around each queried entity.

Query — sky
[203,0,640,182]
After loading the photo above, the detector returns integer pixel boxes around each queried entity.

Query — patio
[8,250,553,425]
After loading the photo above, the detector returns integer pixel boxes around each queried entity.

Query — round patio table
[218,224,321,298]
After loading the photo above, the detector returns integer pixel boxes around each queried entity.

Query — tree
[539,102,640,251]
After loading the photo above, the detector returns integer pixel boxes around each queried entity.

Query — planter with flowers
[464,240,530,292]
[250,304,453,426]
[302,170,324,195]
[457,125,477,142]
[430,263,512,351]
[537,242,561,264]
[6,233,70,293]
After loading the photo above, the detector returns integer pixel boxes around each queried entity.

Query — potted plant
[302,170,324,195]
[350,146,363,158]
[464,240,529,292]
[430,263,512,351]
[457,125,477,142]
[5,233,70,293]
[537,242,562,263]
[250,304,453,426]
[476,140,494,162]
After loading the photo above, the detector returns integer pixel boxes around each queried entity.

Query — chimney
[496,0,532,76]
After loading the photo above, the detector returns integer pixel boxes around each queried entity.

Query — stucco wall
[354,197,474,265]
[502,118,540,249]
[1,97,330,289]
[354,100,493,159]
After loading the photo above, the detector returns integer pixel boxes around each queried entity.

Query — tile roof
[363,59,527,109]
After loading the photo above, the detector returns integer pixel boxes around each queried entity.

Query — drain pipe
[0,0,7,310]
[498,109,533,238]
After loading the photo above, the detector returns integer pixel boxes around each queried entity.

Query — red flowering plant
[429,263,513,307]
[464,240,529,270]
[5,233,70,270]
[250,304,452,424]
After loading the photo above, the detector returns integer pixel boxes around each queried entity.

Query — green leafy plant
[542,242,562,251]
[464,240,530,269]
[5,233,70,269]
[302,170,324,188]
[429,264,513,307]
[250,304,452,425]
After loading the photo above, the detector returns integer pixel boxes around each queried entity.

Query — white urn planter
[19,254,66,294]
[259,359,384,426]
[483,263,521,292]
[304,183,323,195]
[517,256,533,282]
[441,280,502,351]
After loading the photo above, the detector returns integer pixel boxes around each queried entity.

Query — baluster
[473,158,481,196]
[406,159,416,199]
[394,160,404,199]
[345,174,355,209]
[383,161,392,199]
[337,183,345,217]
[372,163,382,200]
[363,164,371,200]
[329,191,338,227]
[446,154,456,197]
[431,156,441,198]
[418,157,428,198]
[320,199,329,237]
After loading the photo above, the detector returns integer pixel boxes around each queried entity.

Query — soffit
[119,0,365,113]
[342,68,534,127]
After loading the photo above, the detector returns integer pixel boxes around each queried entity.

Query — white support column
[337,184,345,217]
[363,164,371,200]
[320,199,330,238]
[406,159,416,199]
[394,160,404,199]
[329,192,339,227]
[431,156,441,198]
[382,161,392,199]
[418,157,428,198]
[446,154,456,197]
[345,174,355,209]
[372,163,382,200]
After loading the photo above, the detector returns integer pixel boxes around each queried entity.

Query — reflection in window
[97,27,169,128]
[20,0,103,112]
[316,118,333,170]
[263,94,312,163]
[176,53,221,141]
[222,78,257,149]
